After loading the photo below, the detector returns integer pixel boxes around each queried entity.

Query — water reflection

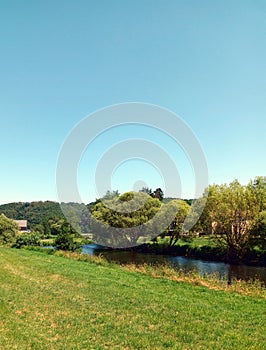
[82,244,106,256]
[169,256,266,284]
[82,244,266,284]
[169,256,228,278]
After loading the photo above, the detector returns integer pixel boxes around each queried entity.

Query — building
[15,220,28,232]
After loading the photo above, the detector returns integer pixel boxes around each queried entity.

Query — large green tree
[0,214,19,245]
[91,191,162,247]
[202,180,264,262]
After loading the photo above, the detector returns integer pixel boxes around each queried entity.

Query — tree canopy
[0,214,19,245]
[197,177,266,262]
[0,201,64,227]
[91,191,162,247]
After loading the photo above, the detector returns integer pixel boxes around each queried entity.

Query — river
[82,244,266,284]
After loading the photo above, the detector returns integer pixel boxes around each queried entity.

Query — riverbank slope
[0,248,265,350]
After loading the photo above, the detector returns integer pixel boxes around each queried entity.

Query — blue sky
[1,0,266,204]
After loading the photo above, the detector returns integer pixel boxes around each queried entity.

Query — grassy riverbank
[1,248,265,350]
[135,236,266,266]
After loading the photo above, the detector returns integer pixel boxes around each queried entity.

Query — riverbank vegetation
[0,248,265,350]
[133,236,266,267]
[89,177,266,264]
[194,178,266,263]
[0,177,265,265]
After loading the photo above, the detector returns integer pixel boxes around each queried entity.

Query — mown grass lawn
[0,248,265,350]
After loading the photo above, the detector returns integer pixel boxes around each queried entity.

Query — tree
[139,187,153,196]
[153,188,164,201]
[0,201,64,227]
[42,221,51,237]
[187,195,211,235]
[32,221,51,238]
[165,200,190,247]
[91,191,162,247]
[202,180,260,262]
[0,214,19,245]
[248,176,266,212]
[80,207,91,233]
[53,222,81,251]
[103,190,120,200]
[249,210,266,250]
[94,190,120,204]
[54,232,79,251]
[32,223,45,237]
[246,177,266,251]
[50,219,65,235]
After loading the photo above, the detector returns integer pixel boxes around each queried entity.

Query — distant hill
[0,198,193,230]
[0,201,64,228]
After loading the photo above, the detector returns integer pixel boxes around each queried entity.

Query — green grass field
[0,248,265,350]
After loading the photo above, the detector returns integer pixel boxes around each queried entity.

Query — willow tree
[91,191,162,247]
[203,180,261,262]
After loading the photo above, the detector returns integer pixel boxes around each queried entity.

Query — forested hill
[0,201,64,226]
[0,198,192,228]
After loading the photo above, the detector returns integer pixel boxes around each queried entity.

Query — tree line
[0,177,265,262]
[193,177,266,262]
[89,179,266,261]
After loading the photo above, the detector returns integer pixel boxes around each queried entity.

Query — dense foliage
[53,221,82,251]
[0,201,91,236]
[13,232,41,248]
[194,176,266,262]
[1,178,265,260]
[54,233,81,251]
[0,201,64,227]
[0,214,19,245]
[91,191,162,247]
[160,200,190,247]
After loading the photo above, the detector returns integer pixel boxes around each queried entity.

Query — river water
[82,244,266,284]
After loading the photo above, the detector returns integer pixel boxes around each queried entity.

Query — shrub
[0,214,19,245]
[54,232,81,252]
[13,232,41,248]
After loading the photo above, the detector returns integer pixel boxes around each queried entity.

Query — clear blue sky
[1,0,266,204]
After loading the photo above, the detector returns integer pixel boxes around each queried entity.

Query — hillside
[0,198,191,230]
[0,201,64,227]
[0,248,265,349]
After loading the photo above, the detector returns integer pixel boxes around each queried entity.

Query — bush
[0,214,19,245]
[54,233,81,252]
[13,232,41,248]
